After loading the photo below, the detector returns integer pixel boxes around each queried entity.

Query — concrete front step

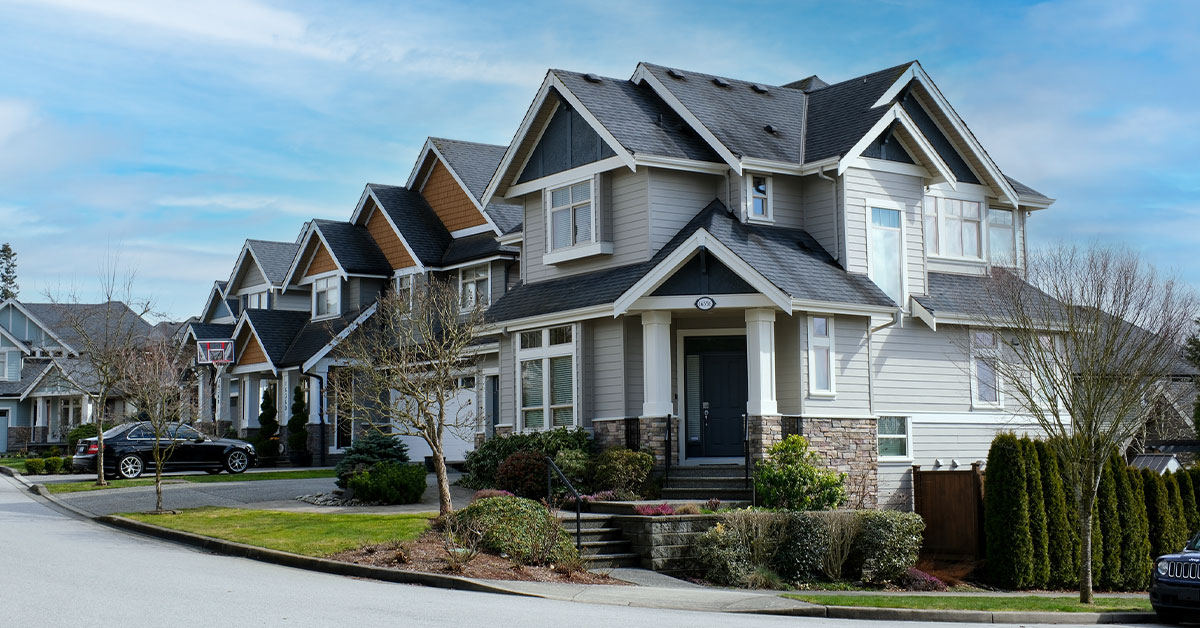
[583,552,640,568]
[663,476,752,489]
[664,464,746,478]
[659,487,752,501]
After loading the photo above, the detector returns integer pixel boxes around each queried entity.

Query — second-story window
[972,329,1002,407]
[869,207,905,306]
[313,276,339,318]
[747,174,772,221]
[988,209,1016,265]
[0,351,8,381]
[245,291,268,310]
[549,180,592,250]
[924,196,982,259]
[395,274,413,310]
[808,315,835,396]
[459,264,489,309]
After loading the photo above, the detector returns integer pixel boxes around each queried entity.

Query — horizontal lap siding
[776,313,801,415]
[801,173,838,260]
[499,336,515,426]
[0,305,56,348]
[771,174,804,229]
[588,317,625,420]
[799,313,871,416]
[843,167,925,297]
[871,322,971,413]
[623,317,643,418]
[274,291,310,312]
[648,168,718,253]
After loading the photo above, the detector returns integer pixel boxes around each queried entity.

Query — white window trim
[865,200,908,310]
[745,173,773,223]
[245,290,268,310]
[877,415,913,462]
[970,328,1003,409]
[545,177,597,251]
[923,190,987,262]
[987,207,1018,267]
[807,315,836,397]
[458,263,491,311]
[394,274,415,311]
[311,274,340,321]
[515,324,578,432]
[0,351,7,382]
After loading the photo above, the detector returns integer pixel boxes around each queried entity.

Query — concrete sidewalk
[480,578,819,614]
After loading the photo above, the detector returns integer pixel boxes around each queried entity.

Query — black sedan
[1151,531,1200,624]
[72,422,256,479]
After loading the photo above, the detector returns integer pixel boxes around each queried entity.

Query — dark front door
[684,336,747,458]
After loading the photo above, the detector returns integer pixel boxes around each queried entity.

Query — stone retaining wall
[612,514,720,574]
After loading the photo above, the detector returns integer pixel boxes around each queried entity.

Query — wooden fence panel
[912,464,985,561]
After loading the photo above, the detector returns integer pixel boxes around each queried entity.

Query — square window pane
[989,209,1013,226]
[571,181,591,203]
[552,407,573,427]
[521,360,543,406]
[549,326,572,345]
[945,199,961,217]
[879,416,907,436]
[551,208,571,250]
[549,356,572,405]
[551,187,570,208]
[573,203,592,243]
[962,201,981,219]
[974,331,995,347]
[813,317,828,338]
[879,437,907,457]
[814,347,831,391]
[871,207,900,228]
[523,409,544,430]
[753,176,767,195]
[520,331,542,349]
[962,222,980,258]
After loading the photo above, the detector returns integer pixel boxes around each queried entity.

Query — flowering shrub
[897,567,947,592]
[472,489,514,500]
[634,503,676,516]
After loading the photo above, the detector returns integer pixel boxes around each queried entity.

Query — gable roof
[238,309,311,367]
[0,359,50,398]
[186,322,235,342]
[802,63,914,164]
[440,232,520,267]
[279,306,370,368]
[367,184,452,267]
[311,220,392,276]
[246,240,301,285]
[19,301,153,353]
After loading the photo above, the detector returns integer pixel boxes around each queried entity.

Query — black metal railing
[624,417,640,452]
[546,455,582,551]
[742,413,750,490]
[664,414,672,485]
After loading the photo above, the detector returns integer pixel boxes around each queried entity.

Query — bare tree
[331,278,485,515]
[979,244,1196,602]
[117,336,198,511]
[46,261,154,486]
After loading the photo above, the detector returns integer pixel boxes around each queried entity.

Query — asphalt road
[0,475,1153,628]
[54,476,336,515]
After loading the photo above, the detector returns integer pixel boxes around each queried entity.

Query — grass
[782,594,1152,613]
[0,457,27,474]
[43,468,337,493]
[122,507,434,556]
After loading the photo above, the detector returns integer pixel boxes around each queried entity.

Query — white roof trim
[632,63,742,174]
[302,302,378,373]
[836,103,956,190]
[404,139,503,236]
[487,304,614,334]
[0,299,77,356]
[224,242,283,296]
[911,297,937,331]
[613,229,792,316]
[0,322,30,353]
[280,223,354,291]
[230,313,278,376]
[18,362,58,401]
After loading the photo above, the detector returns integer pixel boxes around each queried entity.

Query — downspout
[308,372,327,467]
[867,313,901,418]
[816,165,839,263]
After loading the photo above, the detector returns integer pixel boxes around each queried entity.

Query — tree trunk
[155,459,163,512]
[1078,484,1096,604]
[94,405,107,487]
[433,452,452,516]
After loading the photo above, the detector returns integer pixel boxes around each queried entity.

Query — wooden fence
[912,463,985,561]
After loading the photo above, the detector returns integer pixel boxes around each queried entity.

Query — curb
[757,604,1157,624]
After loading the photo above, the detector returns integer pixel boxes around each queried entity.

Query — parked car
[1151,531,1200,623]
[72,422,256,479]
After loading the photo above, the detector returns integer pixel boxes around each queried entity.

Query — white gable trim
[230,314,279,376]
[613,229,792,315]
[346,186,428,274]
[837,103,957,190]
[632,63,742,174]
[18,363,58,401]
[280,225,347,291]
[301,302,377,372]
[225,243,282,296]
[911,298,937,331]
[0,299,77,356]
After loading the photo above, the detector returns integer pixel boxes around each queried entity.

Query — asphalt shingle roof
[188,322,235,341]
[312,219,392,276]
[429,137,524,233]
[367,184,452,267]
[914,272,1063,319]
[278,308,367,367]
[243,309,311,366]
[0,359,49,397]
[1004,174,1052,202]
[802,62,913,164]
[246,240,301,285]
[441,233,519,266]
[20,302,154,352]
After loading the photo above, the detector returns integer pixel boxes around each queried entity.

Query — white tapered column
[745,308,777,416]
[641,311,673,417]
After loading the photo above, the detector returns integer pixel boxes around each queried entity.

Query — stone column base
[592,419,627,451]
[638,415,679,467]
[800,417,879,509]
[747,415,782,463]
[7,427,31,451]
[32,426,48,443]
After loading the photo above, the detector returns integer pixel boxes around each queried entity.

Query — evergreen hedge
[1143,469,1171,559]
[1175,469,1200,534]
[984,433,1033,589]
[1020,438,1050,588]
[1089,500,1103,589]
[1123,465,1152,591]
[1190,468,1200,513]
[1034,439,1076,589]
[1096,456,1122,591]
[1165,473,1190,552]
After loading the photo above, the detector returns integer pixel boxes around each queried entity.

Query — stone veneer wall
[7,426,31,451]
[592,419,625,451]
[638,415,679,467]
[801,417,878,509]
[32,426,47,443]
[746,415,782,462]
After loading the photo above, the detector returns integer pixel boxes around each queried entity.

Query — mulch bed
[328,532,624,585]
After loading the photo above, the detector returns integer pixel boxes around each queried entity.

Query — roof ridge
[814,60,916,91]
[430,137,507,149]
[637,61,783,89]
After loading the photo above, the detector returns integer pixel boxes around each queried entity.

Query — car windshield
[1189,534,1200,551]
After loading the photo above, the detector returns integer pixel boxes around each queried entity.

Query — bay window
[988,209,1016,265]
[459,264,489,309]
[517,325,576,430]
[878,416,910,459]
[923,196,982,259]
[972,329,1002,407]
[548,181,593,250]
[313,276,339,318]
[869,207,904,305]
[808,316,835,396]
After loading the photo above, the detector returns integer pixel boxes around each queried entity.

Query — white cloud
[0,204,65,237]
[156,193,339,218]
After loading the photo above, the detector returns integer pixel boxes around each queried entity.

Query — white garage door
[395,382,477,464]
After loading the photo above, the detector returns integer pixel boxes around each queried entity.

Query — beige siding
[801,172,839,260]
[623,316,643,418]
[647,168,718,253]
[771,173,804,229]
[588,317,626,420]
[871,321,972,413]
[776,312,802,415]
[843,166,926,297]
[799,313,872,416]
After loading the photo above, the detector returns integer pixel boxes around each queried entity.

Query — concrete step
[583,552,640,569]
[578,539,633,555]
[555,513,617,530]
[659,487,752,501]
[586,499,750,515]
[663,476,751,489]
[563,527,626,543]
[664,464,746,478]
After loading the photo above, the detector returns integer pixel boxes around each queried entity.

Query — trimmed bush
[773,512,830,583]
[67,424,99,452]
[984,433,1033,589]
[593,447,653,494]
[461,428,590,489]
[472,489,513,500]
[1190,468,1200,514]
[693,521,753,586]
[347,462,426,504]
[1036,439,1076,588]
[553,448,591,492]
[286,385,309,456]
[1174,469,1199,534]
[24,458,45,474]
[1122,463,1152,591]
[255,388,280,458]
[852,509,924,584]
[1165,473,1190,552]
[754,435,845,511]
[495,450,548,499]
[1143,469,1171,559]
[43,456,63,475]
[334,432,410,488]
[1095,457,1121,590]
[1090,499,1103,589]
[1021,438,1050,588]
[456,496,577,565]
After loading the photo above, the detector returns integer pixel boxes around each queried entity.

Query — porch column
[745,308,778,416]
[641,311,673,417]
[198,370,213,422]
[81,394,92,424]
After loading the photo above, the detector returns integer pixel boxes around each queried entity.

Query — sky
[0,0,1197,320]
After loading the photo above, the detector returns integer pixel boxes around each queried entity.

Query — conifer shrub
[1123,464,1152,591]
[334,431,410,488]
[1175,469,1200,534]
[984,433,1033,589]
[593,447,653,495]
[347,461,426,504]
[1143,468,1171,559]
[1096,456,1122,591]
[43,456,63,475]
[286,385,309,458]
[255,388,280,458]
[1021,437,1050,588]
[1036,439,1076,588]
[1165,473,1190,552]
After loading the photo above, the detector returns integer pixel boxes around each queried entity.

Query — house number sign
[694,296,716,311]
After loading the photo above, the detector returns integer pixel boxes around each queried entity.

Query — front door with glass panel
[684,336,747,458]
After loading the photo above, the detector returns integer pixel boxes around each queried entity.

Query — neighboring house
[0,299,152,452]
[185,60,1059,508]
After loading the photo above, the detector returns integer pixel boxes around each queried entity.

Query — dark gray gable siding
[312,219,392,276]
[246,240,301,285]
[367,184,452,266]
[899,89,980,184]
[516,99,616,184]
[862,122,916,164]
[651,251,755,296]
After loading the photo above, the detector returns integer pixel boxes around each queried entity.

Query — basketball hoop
[197,340,235,366]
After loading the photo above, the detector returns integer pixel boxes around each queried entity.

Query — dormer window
[245,291,268,310]
[549,180,593,250]
[924,196,982,260]
[747,174,772,222]
[459,264,490,310]
[313,276,339,318]
[395,274,414,310]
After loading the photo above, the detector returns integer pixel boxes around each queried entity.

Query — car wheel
[117,454,144,479]
[223,450,250,474]
[204,468,223,475]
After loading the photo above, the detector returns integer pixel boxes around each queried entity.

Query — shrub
[553,448,591,491]
[674,503,701,515]
[334,432,410,488]
[773,512,829,583]
[693,510,788,587]
[43,457,63,475]
[347,462,426,505]
[1143,469,1171,558]
[472,489,513,501]
[634,503,675,516]
[1090,499,1103,589]
[286,385,309,455]
[1190,468,1200,513]
[495,450,549,499]
[24,458,45,475]
[67,424,99,452]
[439,512,485,572]
[754,435,845,511]
[1174,470,1200,536]
[1121,463,1152,591]
[1036,440,1076,589]
[852,510,924,584]
[693,522,751,586]
[812,510,861,581]
[456,496,577,565]
[1020,438,1050,589]
[593,448,653,494]
[1165,473,1190,552]
[255,388,280,458]
[44,446,61,458]
[984,433,1033,589]
[461,428,591,489]
[897,567,948,592]
[1096,456,1122,591]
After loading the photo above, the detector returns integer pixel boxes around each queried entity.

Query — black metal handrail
[743,413,752,500]
[546,455,582,551]
[664,414,672,485]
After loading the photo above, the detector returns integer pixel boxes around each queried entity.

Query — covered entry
[681,336,747,458]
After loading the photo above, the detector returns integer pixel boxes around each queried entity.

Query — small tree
[0,243,17,300]
[1123,464,1152,590]
[753,435,845,511]
[256,388,279,458]
[1021,437,1050,588]
[332,278,485,515]
[1036,439,1076,588]
[985,433,1033,589]
[287,385,309,462]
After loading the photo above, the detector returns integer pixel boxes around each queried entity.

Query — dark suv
[1151,532,1200,623]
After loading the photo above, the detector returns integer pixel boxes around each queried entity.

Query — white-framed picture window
[971,329,1002,407]
[459,264,490,310]
[988,208,1016,265]
[548,180,593,251]
[808,315,835,396]
[746,174,772,221]
[517,324,576,431]
[868,206,905,306]
[245,291,268,309]
[923,196,982,259]
[878,416,911,460]
[313,276,339,318]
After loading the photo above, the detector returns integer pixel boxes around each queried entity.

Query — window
[548,180,593,250]
[923,196,982,259]
[313,276,339,317]
[988,209,1016,265]
[972,330,1001,406]
[245,291,268,309]
[869,207,904,305]
[808,316,835,396]
[878,416,910,459]
[395,275,413,309]
[171,424,202,440]
[459,264,490,309]
[0,351,7,381]
[517,325,576,430]
[747,174,772,221]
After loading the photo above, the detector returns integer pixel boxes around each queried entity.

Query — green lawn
[0,457,27,474]
[782,594,1152,613]
[122,507,433,556]
[44,468,337,493]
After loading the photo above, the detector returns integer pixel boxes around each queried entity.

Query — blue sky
[0,0,1197,320]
